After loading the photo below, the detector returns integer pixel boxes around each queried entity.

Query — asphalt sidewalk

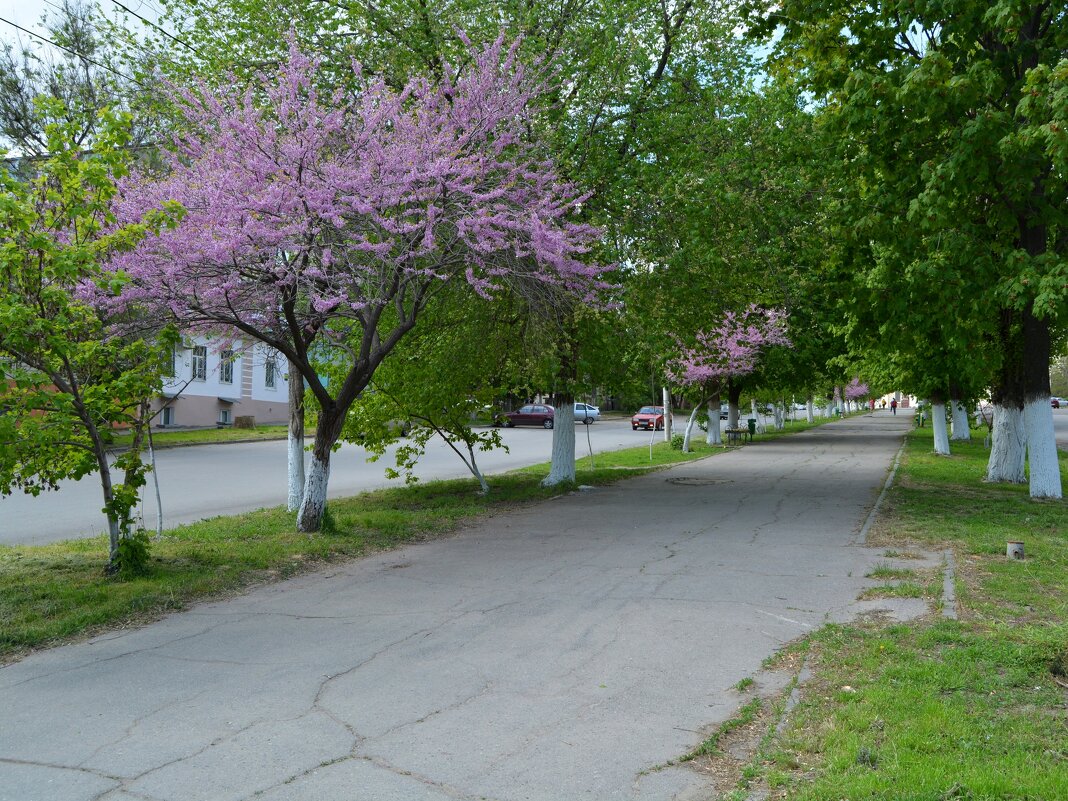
[0,412,920,801]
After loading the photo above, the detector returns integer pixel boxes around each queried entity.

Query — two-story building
[153,338,289,428]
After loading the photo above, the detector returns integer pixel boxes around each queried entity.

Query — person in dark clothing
[890,399,897,415]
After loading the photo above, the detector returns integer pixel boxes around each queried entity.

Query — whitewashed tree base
[297,456,330,531]
[682,406,700,452]
[542,404,576,486]
[950,401,971,441]
[287,432,306,512]
[706,399,722,445]
[932,402,951,455]
[1024,397,1062,499]
[986,404,1026,484]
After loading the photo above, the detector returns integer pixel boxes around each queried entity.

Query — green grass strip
[0,437,735,662]
[759,430,1068,801]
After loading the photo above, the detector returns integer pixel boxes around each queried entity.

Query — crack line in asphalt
[0,617,249,690]
[0,755,122,782]
[357,753,504,801]
[76,690,212,770]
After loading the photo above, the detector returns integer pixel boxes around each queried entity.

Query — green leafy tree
[0,108,177,571]
[126,0,749,488]
[748,0,1067,498]
[0,0,157,160]
[336,290,520,494]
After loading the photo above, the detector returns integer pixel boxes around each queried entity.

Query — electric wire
[0,14,141,84]
[107,0,204,58]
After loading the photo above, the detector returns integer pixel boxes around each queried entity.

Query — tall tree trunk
[662,386,672,441]
[682,404,700,452]
[1021,310,1061,498]
[773,402,784,431]
[949,383,971,441]
[297,406,345,532]
[930,391,951,456]
[987,403,1027,483]
[806,396,815,423]
[287,359,306,512]
[87,430,121,566]
[706,392,722,445]
[542,393,576,486]
[727,382,741,429]
[950,401,971,440]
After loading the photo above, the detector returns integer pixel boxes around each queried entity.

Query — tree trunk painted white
[287,360,306,511]
[542,402,576,486]
[148,429,163,538]
[706,397,722,445]
[1024,397,1062,499]
[287,433,306,512]
[662,387,672,442]
[773,403,784,431]
[931,402,951,455]
[806,397,815,423]
[297,455,330,531]
[467,444,490,494]
[682,405,700,452]
[986,404,1026,484]
[950,401,971,441]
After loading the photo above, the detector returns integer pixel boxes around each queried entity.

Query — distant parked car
[574,402,600,423]
[720,404,730,420]
[1053,397,1063,409]
[497,404,555,429]
[632,405,665,431]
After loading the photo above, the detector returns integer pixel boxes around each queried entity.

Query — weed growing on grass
[681,698,763,762]
[865,563,916,580]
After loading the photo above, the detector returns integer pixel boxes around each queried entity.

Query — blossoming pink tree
[666,306,790,451]
[108,37,606,531]
[844,377,870,410]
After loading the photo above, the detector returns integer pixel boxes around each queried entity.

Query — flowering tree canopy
[666,305,790,390]
[107,35,607,531]
[844,378,870,401]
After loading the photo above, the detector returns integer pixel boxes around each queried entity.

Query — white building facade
[153,338,289,428]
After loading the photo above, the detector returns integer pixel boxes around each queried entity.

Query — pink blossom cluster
[844,377,870,400]
[101,35,608,339]
[666,305,790,388]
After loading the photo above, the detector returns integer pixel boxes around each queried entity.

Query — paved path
[0,412,916,801]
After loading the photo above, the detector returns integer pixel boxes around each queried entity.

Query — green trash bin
[746,418,756,438]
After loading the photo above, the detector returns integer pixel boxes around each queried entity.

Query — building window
[192,346,207,381]
[219,350,234,384]
[218,409,231,425]
[160,406,174,426]
[264,355,277,389]
[161,345,176,378]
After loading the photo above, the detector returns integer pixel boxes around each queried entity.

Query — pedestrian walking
[890,398,897,415]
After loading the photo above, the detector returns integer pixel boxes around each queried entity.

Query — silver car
[574,403,600,423]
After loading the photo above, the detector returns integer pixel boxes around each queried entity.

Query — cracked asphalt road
[1,412,915,801]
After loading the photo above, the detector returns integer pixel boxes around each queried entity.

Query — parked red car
[631,405,665,431]
[497,404,555,429]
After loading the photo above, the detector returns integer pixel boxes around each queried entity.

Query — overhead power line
[0,14,141,85]
[107,0,204,58]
